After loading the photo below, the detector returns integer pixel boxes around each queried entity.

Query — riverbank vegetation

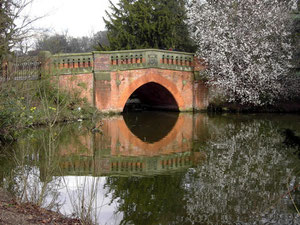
[0,76,97,145]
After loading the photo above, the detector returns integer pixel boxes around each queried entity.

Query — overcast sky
[27,0,119,37]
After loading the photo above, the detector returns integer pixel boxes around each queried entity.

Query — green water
[0,113,299,224]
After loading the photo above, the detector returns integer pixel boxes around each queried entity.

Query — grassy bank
[0,76,98,145]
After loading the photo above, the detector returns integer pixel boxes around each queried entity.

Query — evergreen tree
[103,0,195,52]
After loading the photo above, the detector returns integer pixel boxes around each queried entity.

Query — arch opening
[123,82,179,112]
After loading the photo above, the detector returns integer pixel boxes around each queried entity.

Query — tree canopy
[188,0,298,106]
[31,31,109,54]
[0,0,39,58]
[104,0,195,52]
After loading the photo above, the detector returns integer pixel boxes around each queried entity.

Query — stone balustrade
[108,49,194,72]
[52,53,93,75]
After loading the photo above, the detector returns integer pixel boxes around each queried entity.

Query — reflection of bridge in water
[56,113,207,176]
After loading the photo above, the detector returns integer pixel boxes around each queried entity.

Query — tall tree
[0,0,40,58]
[104,0,195,52]
[188,0,297,106]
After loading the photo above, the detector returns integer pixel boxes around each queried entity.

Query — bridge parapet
[57,152,193,176]
[107,49,194,72]
[109,152,193,176]
[2,49,199,78]
[52,52,93,75]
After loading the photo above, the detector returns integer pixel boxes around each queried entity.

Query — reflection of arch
[117,73,185,111]
[123,112,179,143]
[113,114,191,156]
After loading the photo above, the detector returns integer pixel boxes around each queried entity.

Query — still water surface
[0,112,300,224]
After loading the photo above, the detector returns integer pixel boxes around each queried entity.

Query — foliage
[0,84,31,143]
[0,77,96,145]
[33,33,70,54]
[32,31,109,54]
[104,0,195,52]
[188,0,297,106]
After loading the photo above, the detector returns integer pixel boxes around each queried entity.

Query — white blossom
[188,0,296,106]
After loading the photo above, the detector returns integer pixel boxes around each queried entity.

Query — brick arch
[117,73,185,111]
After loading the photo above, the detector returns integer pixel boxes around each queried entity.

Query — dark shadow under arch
[123,82,179,112]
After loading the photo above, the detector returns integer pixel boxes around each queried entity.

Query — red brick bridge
[4,49,208,112]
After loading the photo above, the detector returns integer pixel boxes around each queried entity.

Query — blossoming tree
[188,0,297,106]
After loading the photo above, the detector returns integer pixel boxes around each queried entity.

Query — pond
[0,112,300,224]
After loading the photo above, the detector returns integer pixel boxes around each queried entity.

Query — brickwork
[94,79,112,110]
[193,80,209,111]
[56,73,94,105]
[193,57,206,71]
[93,53,110,71]
[94,68,190,112]
[110,68,193,112]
